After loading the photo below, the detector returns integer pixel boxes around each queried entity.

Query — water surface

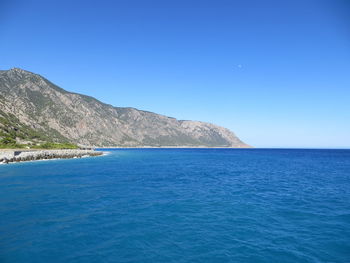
[0,149,349,262]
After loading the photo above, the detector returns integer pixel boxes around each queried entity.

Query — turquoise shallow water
[0,149,349,263]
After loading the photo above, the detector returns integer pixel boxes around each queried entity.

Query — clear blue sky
[1,0,349,148]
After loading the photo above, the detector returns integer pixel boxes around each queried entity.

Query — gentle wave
[0,149,349,262]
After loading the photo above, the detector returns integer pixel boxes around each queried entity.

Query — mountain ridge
[0,68,251,148]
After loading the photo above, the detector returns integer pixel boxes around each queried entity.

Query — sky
[1,0,350,148]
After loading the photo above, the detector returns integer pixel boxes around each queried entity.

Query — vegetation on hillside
[31,142,78,149]
[0,137,24,149]
[0,139,78,149]
[0,110,78,149]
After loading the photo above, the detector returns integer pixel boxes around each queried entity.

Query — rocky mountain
[0,68,250,147]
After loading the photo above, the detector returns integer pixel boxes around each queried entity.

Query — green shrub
[0,137,25,149]
[32,142,79,149]
[0,137,16,145]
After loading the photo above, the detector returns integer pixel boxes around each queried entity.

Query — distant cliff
[0,68,251,148]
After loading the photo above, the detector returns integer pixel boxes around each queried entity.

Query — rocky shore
[0,149,103,164]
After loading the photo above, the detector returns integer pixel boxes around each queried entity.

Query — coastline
[0,149,103,164]
[97,145,253,149]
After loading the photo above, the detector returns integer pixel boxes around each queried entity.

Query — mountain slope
[0,68,250,147]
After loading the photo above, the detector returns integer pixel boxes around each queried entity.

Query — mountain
[0,68,250,148]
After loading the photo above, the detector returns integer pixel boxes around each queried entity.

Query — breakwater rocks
[0,149,103,164]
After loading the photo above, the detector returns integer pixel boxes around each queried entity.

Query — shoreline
[97,145,253,149]
[0,149,103,165]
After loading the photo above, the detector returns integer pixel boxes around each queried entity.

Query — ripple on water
[0,148,349,262]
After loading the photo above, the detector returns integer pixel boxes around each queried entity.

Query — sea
[0,148,349,263]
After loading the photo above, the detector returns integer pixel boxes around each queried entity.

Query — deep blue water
[0,149,349,263]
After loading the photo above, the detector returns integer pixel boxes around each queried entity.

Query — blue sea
[0,149,349,263]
